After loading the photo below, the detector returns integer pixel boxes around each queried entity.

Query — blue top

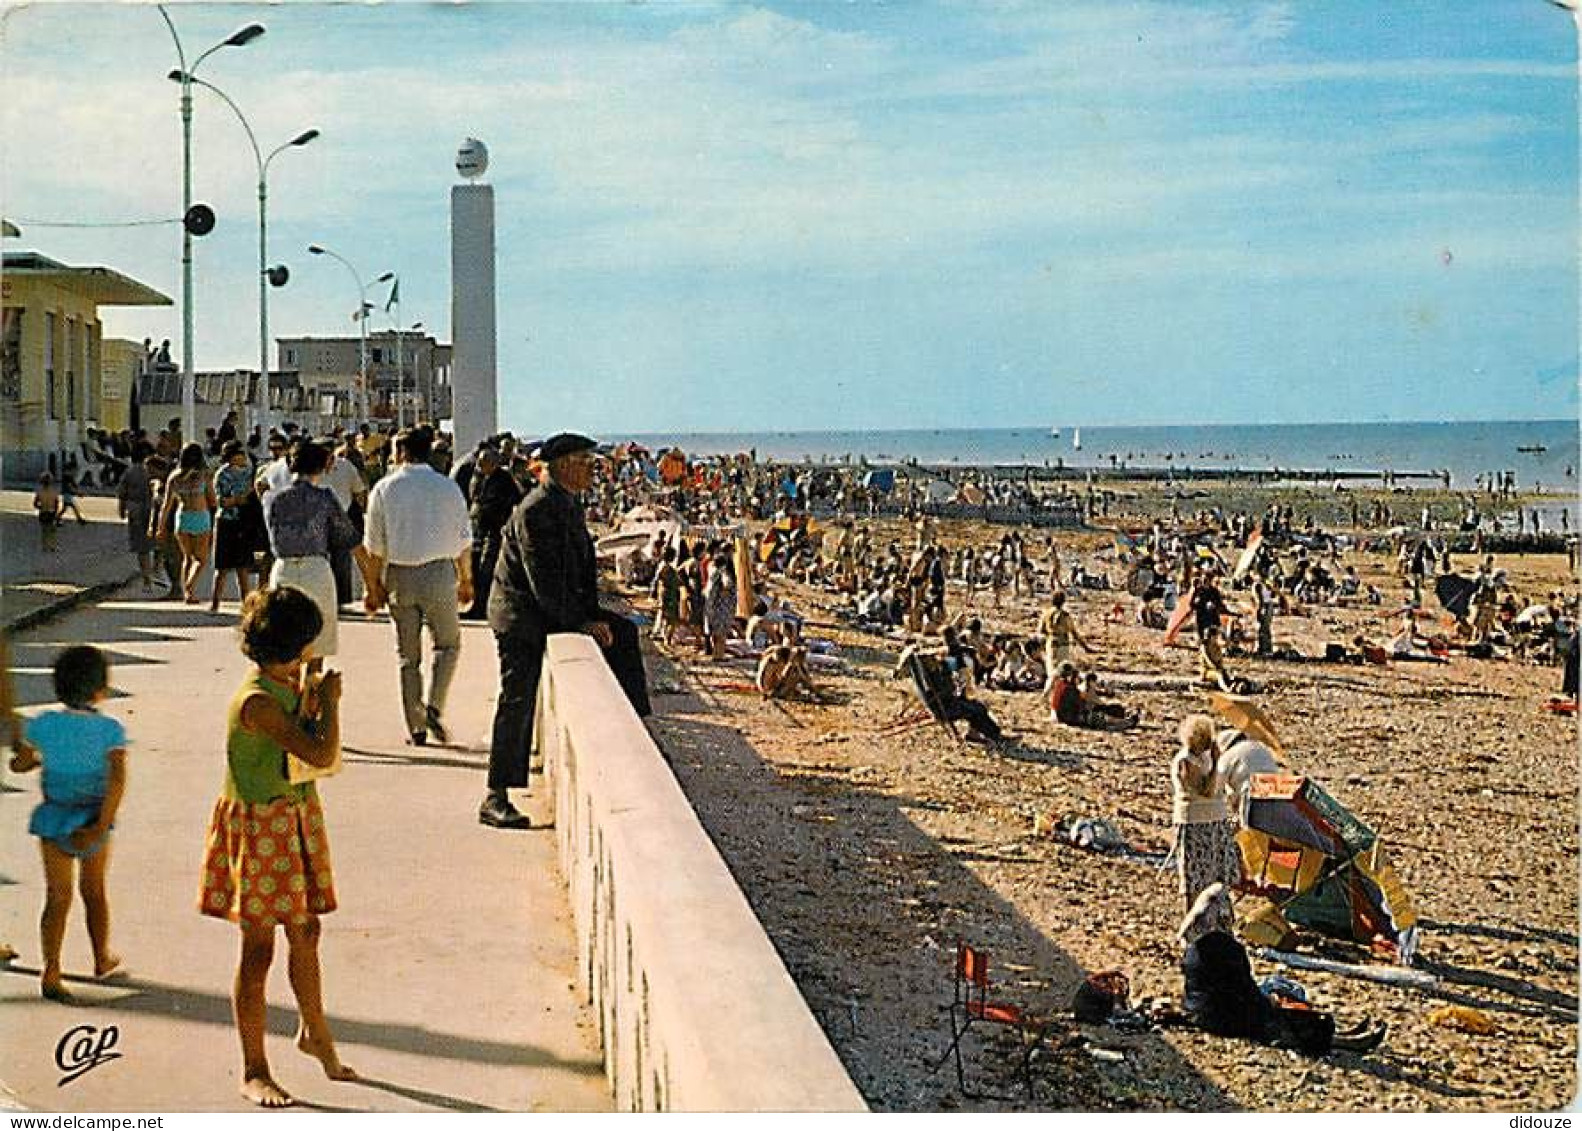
[24,708,128,857]
[263,479,358,560]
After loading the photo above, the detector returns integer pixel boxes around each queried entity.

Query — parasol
[1208,691,1287,761]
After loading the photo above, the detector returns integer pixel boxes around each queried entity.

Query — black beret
[539,432,598,462]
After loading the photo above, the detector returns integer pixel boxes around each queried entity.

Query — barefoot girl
[10,645,127,1000]
[199,587,355,1107]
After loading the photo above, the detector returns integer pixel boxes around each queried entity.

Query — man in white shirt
[363,428,474,746]
[254,433,294,498]
[320,441,369,607]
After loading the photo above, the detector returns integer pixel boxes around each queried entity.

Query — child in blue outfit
[9,645,128,1001]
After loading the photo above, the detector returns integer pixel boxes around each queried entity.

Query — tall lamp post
[156,6,265,441]
[307,245,390,422]
[167,72,316,435]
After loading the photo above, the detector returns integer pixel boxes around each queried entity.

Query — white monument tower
[450,137,498,454]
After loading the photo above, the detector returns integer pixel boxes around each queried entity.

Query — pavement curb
[4,573,139,635]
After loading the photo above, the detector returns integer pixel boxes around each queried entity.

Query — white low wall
[537,633,868,1113]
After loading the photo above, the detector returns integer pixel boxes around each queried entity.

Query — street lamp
[307,246,390,422]
[156,6,265,441]
[166,72,316,435]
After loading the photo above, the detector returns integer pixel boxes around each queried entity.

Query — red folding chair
[932,942,1047,1100]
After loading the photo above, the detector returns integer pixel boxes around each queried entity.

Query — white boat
[1049,426,1061,438]
[1073,428,1082,451]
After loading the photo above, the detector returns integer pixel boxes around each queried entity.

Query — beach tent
[1237,774,1419,963]
[862,469,895,493]
[924,479,955,504]
[1434,574,1479,619]
[958,484,987,506]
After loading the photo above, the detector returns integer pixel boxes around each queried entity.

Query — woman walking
[261,441,371,672]
[156,443,217,603]
[211,441,257,611]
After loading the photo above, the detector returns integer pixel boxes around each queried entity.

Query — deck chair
[903,650,965,744]
[932,942,1047,1100]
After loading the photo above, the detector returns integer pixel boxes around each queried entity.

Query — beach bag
[1071,970,1130,1023]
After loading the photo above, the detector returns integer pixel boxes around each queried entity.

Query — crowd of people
[7,428,1577,1103]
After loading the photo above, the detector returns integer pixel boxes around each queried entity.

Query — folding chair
[905,651,966,745]
[932,942,1047,1100]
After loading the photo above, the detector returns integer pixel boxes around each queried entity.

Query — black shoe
[478,797,532,829]
[1331,1021,1386,1053]
[425,706,449,744]
[407,730,427,747]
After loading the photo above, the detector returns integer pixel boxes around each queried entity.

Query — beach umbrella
[1231,530,1265,582]
[1208,691,1287,761]
[1434,574,1478,618]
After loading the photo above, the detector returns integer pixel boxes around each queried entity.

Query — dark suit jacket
[488,481,599,640]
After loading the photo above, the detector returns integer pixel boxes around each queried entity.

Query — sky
[2,0,1577,435]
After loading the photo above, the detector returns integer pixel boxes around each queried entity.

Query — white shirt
[321,458,366,513]
[255,457,293,497]
[363,462,471,566]
[1215,735,1281,824]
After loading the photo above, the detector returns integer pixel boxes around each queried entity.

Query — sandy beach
[631,480,1578,1111]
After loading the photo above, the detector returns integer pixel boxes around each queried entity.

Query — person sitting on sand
[1179,891,1386,1056]
[1387,610,1447,663]
[756,622,818,702]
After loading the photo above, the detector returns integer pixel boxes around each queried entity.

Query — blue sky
[3,1,1576,433]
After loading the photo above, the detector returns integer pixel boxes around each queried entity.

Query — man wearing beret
[482,432,651,828]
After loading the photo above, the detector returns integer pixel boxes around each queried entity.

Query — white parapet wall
[537,633,869,1113]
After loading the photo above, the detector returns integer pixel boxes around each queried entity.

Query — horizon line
[601,416,1576,435]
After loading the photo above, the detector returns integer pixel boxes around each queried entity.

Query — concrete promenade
[0,590,611,1112]
[2,489,144,632]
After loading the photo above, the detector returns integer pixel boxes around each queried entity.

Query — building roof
[2,251,172,307]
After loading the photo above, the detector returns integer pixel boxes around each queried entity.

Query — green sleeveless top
[225,671,315,804]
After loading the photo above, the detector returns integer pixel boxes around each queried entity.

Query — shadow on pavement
[0,963,604,1078]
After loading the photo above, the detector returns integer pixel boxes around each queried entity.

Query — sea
[626,419,1579,495]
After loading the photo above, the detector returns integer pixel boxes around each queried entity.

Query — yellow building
[98,337,143,434]
[2,250,170,479]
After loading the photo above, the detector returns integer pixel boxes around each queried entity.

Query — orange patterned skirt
[198,795,337,928]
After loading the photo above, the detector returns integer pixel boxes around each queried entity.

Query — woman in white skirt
[261,440,371,669]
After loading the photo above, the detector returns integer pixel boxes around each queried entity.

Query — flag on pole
[384,278,400,312]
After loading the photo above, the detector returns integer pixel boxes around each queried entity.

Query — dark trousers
[487,611,651,791]
[330,544,354,606]
[465,535,502,619]
[944,695,1002,740]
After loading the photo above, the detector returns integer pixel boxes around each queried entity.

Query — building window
[1,308,21,401]
[84,327,96,421]
[44,311,56,420]
[371,347,383,364]
[65,317,78,420]
[284,347,296,365]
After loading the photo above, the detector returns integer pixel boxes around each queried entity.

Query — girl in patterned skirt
[199,586,355,1107]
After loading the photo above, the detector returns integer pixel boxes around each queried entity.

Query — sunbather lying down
[1178,885,1386,1056]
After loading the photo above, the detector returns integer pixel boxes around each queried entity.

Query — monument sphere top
[456,137,489,180]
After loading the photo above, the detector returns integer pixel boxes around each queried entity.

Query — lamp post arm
[156,4,188,71]
[186,75,263,175]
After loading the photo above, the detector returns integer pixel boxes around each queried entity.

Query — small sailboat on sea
[1073,427,1082,451]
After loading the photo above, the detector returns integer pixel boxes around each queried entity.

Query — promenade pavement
[0,591,611,1113]
[2,490,145,632]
